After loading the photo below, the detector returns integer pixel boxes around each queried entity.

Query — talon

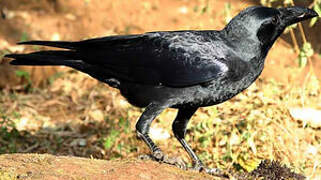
[204,168,226,177]
[138,152,186,170]
[162,155,187,170]
[152,149,164,160]
[190,163,228,178]
[138,154,153,160]
[190,161,205,172]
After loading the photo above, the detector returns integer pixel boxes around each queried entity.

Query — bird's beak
[279,6,319,27]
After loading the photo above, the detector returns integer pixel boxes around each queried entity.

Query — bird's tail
[18,40,76,49]
[5,40,81,66]
[6,50,79,67]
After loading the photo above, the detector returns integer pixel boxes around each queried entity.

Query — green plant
[15,70,32,91]
[0,50,10,59]
[20,32,29,42]
[48,72,64,85]
[102,117,132,159]
[224,3,232,24]
[0,114,19,153]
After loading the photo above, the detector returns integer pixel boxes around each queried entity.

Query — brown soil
[0,153,305,180]
[0,154,221,180]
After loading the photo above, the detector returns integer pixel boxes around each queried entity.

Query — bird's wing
[75,31,235,87]
[14,31,243,87]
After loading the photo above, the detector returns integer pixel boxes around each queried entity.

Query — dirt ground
[0,0,320,180]
[0,154,217,180]
[0,153,306,180]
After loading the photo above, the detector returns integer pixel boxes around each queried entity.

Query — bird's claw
[138,151,186,170]
[152,149,164,160]
[137,149,164,161]
[190,163,228,178]
[138,154,153,160]
[162,155,187,170]
[204,168,226,177]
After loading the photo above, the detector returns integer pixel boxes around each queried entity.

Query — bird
[5,6,318,176]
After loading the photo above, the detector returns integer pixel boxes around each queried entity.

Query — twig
[20,142,39,153]
[289,29,300,54]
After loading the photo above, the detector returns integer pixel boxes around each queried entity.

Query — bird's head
[224,6,318,53]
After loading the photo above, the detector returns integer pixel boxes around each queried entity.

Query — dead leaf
[289,108,321,128]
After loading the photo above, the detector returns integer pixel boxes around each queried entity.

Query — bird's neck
[221,29,268,78]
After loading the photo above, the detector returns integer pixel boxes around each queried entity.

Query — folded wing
[8,31,234,87]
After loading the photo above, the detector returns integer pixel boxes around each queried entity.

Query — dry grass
[0,69,320,179]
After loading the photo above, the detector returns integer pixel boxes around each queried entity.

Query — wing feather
[10,31,244,87]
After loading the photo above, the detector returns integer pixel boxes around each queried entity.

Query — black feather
[18,41,76,50]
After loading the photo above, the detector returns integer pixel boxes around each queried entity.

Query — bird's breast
[194,71,258,107]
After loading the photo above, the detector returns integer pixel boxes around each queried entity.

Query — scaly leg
[172,107,226,177]
[136,103,186,169]
[136,103,167,160]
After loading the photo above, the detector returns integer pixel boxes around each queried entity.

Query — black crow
[5,6,318,176]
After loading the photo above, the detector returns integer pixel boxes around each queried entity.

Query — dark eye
[271,16,279,24]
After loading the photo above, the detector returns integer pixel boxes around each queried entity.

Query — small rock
[51,33,60,41]
[89,109,104,122]
[70,138,87,147]
[65,13,76,21]
[149,127,170,141]
[289,108,321,128]
[178,6,188,14]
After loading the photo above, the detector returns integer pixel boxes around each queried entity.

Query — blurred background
[0,0,320,179]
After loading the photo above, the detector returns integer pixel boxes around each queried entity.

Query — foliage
[0,112,20,153]
[15,70,32,91]
[298,42,314,67]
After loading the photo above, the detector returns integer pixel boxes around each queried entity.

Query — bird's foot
[190,163,228,178]
[138,154,154,160]
[138,150,186,170]
[162,154,187,170]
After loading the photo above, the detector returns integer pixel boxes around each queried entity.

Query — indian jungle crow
[5,6,318,176]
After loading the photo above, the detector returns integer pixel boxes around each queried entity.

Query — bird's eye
[271,16,279,24]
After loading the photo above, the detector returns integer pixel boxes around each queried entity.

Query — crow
[5,6,318,176]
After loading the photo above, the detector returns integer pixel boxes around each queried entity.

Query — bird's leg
[172,107,226,177]
[136,103,168,161]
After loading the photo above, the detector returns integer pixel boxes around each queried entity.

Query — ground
[0,0,320,180]
[0,154,306,180]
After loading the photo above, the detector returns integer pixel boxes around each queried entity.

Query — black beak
[279,6,319,26]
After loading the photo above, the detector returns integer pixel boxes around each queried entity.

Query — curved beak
[279,6,319,27]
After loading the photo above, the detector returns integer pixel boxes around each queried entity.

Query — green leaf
[298,42,314,68]
[310,3,321,27]
[104,129,120,149]
[314,3,321,16]
[224,3,232,24]
[15,70,30,79]
[237,155,262,172]
[20,32,29,42]
[310,17,318,27]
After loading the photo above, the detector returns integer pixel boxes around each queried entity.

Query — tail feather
[18,41,76,49]
[6,51,80,66]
